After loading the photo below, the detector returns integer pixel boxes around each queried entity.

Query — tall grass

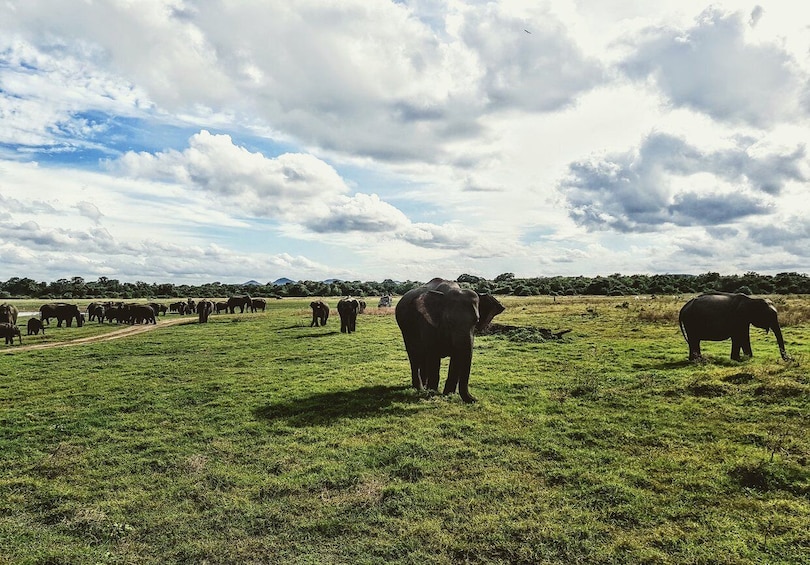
[0,295,808,564]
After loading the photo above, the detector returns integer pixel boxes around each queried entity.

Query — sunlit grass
[0,295,807,563]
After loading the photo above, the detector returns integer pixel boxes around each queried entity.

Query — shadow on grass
[293,330,340,339]
[652,359,694,370]
[254,384,416,426]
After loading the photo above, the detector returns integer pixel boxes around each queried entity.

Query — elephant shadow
[254,384,415,427]
[294,331,340,339]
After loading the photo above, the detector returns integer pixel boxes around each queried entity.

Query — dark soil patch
[480,323,572,343]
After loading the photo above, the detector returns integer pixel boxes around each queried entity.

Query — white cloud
[559,131,807,232]
[2,1,810,283]
[620,7,808,126]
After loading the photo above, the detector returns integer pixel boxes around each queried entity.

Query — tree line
[0,272,808,300]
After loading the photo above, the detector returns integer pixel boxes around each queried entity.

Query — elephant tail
[678,311,689,344]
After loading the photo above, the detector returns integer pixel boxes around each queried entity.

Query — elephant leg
[730,336,743,361]
[742,333,753,357]
[402,338,424,389]
[688,340,701,361]
[422,355,441,392]
[446,350,474,401]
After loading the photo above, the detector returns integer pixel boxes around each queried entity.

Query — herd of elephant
[0,281,795,403]
[0,294,268,342]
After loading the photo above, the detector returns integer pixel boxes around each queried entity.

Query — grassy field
[1,295,808,564]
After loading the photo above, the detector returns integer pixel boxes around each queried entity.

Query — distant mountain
[272,277,296,285]
[323,278,341,283]
[242,280,262,286]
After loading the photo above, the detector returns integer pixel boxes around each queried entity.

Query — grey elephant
[129,304,156,324]
[310,300,329,327]
[395,278,505,403]
[147,302,167,316]
[170,301,188,315]
[40,303,84,327]
[215,301,229,314]
[251,298,267,312]
[197,299,214,323]
[227,294,252,313]
[1,323,22,345]
[337,298,360,333]
[87,303,106,323]
[679,292,790,361]
[1,303,19,325]
[27,317,45,335]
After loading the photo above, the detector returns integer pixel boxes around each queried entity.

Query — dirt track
[3,316,197,354]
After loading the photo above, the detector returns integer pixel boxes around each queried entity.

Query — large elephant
[251,298,267,312]
[1,303,19,324]
[40,303,84,327]
[227,294,252,313]
[1,323,22,345]
[337,298,360,333]
[310,300,329,327]
[679,292,790,361]
[395,278,505,403]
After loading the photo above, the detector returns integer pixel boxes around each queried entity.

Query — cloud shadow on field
[253,384,417,426]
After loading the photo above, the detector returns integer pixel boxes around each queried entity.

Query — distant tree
[494,273,515,283]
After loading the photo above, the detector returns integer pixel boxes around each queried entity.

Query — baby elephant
[310,300,329,327]
[27,317,45,336]
[1,322,22,345]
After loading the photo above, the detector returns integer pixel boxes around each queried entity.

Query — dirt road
[3,316,197,354]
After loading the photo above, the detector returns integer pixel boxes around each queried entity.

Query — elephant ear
[476,294,505,332]
[415,290,445,327]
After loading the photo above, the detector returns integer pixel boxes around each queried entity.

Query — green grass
[1,296,808,564]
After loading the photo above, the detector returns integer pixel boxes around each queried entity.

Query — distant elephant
[227,294,252,313]
[0,323,22,345]
[147,302,167,316]
[1,303,19,324]
[129,304,156,324]
[86,301,109,321]
[197,299,214,323]
[40,303,84,327]
[215,301,229,314]
[395,278,505,403]
[169,301,187,314]
[104,305,124,324]
[87,303,106,323]
[251,298,267,312]
[337,298,360,333]
[679,292,790,361]
[27,317,45,336]
[310,300,329,327]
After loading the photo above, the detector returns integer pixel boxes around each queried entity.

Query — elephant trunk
[446,342,475,403]
[770,323,790,361]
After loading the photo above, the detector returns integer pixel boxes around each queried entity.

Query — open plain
[1,295,808,564]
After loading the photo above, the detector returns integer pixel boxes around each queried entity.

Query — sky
[1,1,809,285]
